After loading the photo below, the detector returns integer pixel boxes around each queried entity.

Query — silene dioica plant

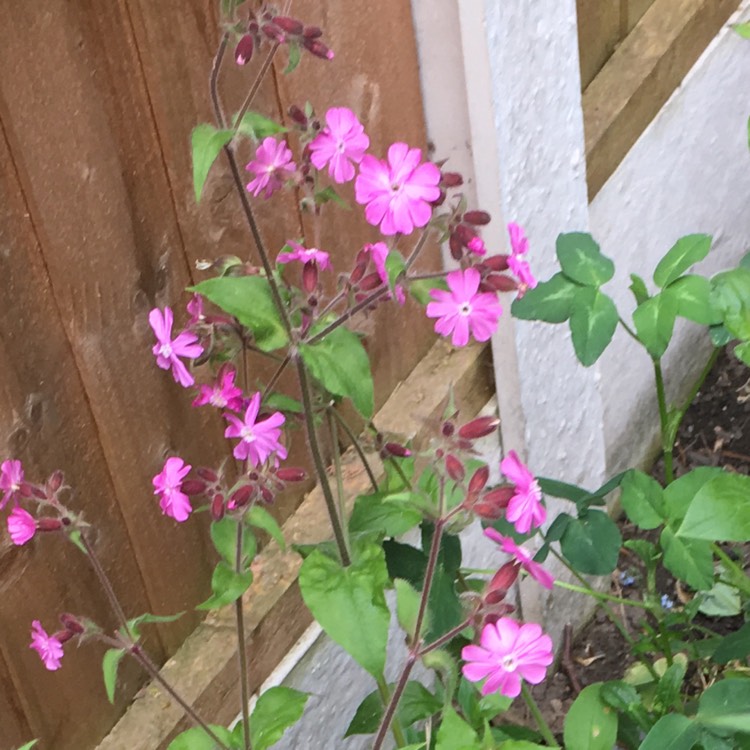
[6,6,750,750]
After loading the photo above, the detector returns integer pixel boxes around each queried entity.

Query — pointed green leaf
[654,234,712,287]
[234,111,287,140]
[712,622,750,664]
[395,578,423,637]
[661,526,714,591]
[210,517,257,566]
[668,275,721,325]
[345,682,440,736]
[17,742,39,750]
[191,276,288,351]
[711,267,750,340]
[196,561,253,610]
[560,511,621,575]
[167,726,236,750]
[191,124,232,202]
[678,472,750,541]
[629,273,650,305]
[102,649,126,704]
[246,505,285,550]
[556,232,615,287]
[663,467,723,524]
[385,250,407,292]
[300,326,374,417]
[436,706,479,750]
[633,291,678,359]
[349,492,422,538]
[639,714,700,750]
[697,679,750,734]
[563,683,618,750]
[735,341,750,367]
[733,22,750,39]
[250,686,308,750]
[569,288,618,366]
[314,185,350,208]
[619,470,665,529]
[511,272,580,323]
[126,610,185,640]
[284,41,301,74]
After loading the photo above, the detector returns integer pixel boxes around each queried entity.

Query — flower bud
[483,274,518,293]
[473,486,514,520]
[46,470,64,493]
[36,518,63,532]
[261,22,286,43]
[486,561,519,600]
[197,467,219,483]
[59,613,85,634]
[441,421,455,437]
[458,415,499,440]
[468,465,490,495]
[359,272,383,291]
[229,485,254,510]
[235,34,255,65]
[445,454,465,482]
[482,254,510,273]
[349,261,367,284]
[431,189,447,207]
[260,487,275,504]
[463,210,491,226]
[454,223,476,246]
[276,467,307,482]
[288,104,308,128]
[302,261,319,293]
[441,171,463,188]
[303,39,334,60]
[31,485,47,500]
[303,25,323,39]
[211,494,226,521]
[181,479,207,496]
[382,442,412,459]
[449,233,463,261]
[273,16,304,35]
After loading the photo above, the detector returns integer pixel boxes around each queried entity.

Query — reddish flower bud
[181,479,207,496]
[349,261,367,284]
[197,467,219,482]
[454,223,476,246]
[468,465,490,495]
[288,104,308,127]
[441,171,464,188]
[235,34,255,65]
[303,39,335,60]
[445,454,465,482]
[458,415,500,440]
[59,613,85,634]
[36,518,63,532]
[273,16,304,35]
[47,470,64,493]
[449,233,463,261]
[473,486,514,520]
[276,467,307,483]
[261,23,286,43]
[383,442,412,458]
[260,487,275,504]
[31,485,47,500]
[359,271,383,291]
[303,25,323,39]
[486,561,519,600]
[53,629,76,645]
[302,261,319,293]
[211,494,226,521]
[463,210,491,226]
[482,254,510,272]
[229,485,254,509]
[441,421,455,437]
[483,274,518,293]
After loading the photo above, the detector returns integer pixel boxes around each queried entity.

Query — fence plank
[577,0,623,89]
[626,0,658,31]
[0,647,32,749]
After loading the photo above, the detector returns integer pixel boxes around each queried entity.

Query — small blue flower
[660,594,675,610]
[619,571,636,587]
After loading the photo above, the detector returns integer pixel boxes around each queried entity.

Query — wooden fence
[0,1,436,747]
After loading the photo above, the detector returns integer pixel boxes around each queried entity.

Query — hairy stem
[554,580,653,609]
[521,683,559,747]
[232,44,280,135]
[261,353,292,400]
[235,522,252,750]
[328,410,352,560]
[329,408,379,493]
[376,676,407,748]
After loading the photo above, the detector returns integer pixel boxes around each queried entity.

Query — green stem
[554,580,653,609]
[713,544,750,595]
[521,683,559,747]
[232,43,280,136]
[376,676,407,748]
[329,407,379,493]
[653,360,675,484]
[235,523,252,750]
[328,410,352,561]
[618,315,640,343]
[386,457,413,491]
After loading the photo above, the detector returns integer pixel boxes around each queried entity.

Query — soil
[516,346,750,737]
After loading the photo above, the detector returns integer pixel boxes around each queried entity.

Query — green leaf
[655,660,687,712]
[712,622,750,664]
[284,41,301,74]
[663,467,723,524]
[349,492,422,538]
[262,392,303,414]
[710,323,734,346]
[299,326,374,417]
[537,477,588,503]
[633,291,678,359]
[697,679,750,734]
[299,543,390,677]
[314,185,350,209]
[654,234,712,287]
[210,517,257,566]
[191,124,232,203]
[191,276,288,352]
[511,272,580,323]
[668,275,721,325]
[102,649,125,704]
[17,742,39,750]
[126,610,185,640]
[599,680,650,730]
[733,22,750,39]
[234,111,287,140]
[196,561,253,610]
[619,470,666,530]
[395,578,424,637]
[629,273,650,305]
[556,232,615,287]
[563,683,618,750]
[560,510,621,575]
[246,505,285,550]
[410,277,442,305]
[698,575,741,618]
[497,743,547,750]
[678,472,750,541]
[436,706,479,750]
[345,690,382,736]
[735,341,750,367]
[639,714,700,750]
[569,288,619,366]
[250,686,308,750]
[385,251,407,292]
[167,726,236,750]
[711,268,750,340]
[660,526,714,591]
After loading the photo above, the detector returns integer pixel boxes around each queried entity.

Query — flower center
[240,426,257,443]
[501,655,517,672]
[158,342,173,358]
[458,302,473,317]
[209,390,227,408]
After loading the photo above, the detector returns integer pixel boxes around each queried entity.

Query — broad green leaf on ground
[196,561,253,610]
[619,470,666,529]
[299,326,374,417]
[511,272,580,323]
[668,275,721,325]
[299,542,389,677]
[250,686,309,750]
[678,472,750,541]
[191,276,288,351]
[563,683,618,750]
[697,679,750,734]
[556,232,615,287]
[712,622,750,663]
[102,649,125,704]
[663,467,723,524]
[661,526,714,591]
[167,726,237,750]
[191,124,232,202]
[560,511,621,575]
[234,111,287,140]
[436,706,480,750]
[711,267,750,340]
[632,291,678,359]
[653,234,712,287]
[639,714,700,750]
[655,660,687,713]
[569,288,619,366]
[698,574,742,618]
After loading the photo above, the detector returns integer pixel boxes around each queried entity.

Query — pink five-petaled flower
[484,528,554,590]
[500,450,546,534]
[277,240,332,270]
[149,307,203,388]
[462,618,553,697]
[153,457,193,523]
[193,364,244,411]
[224,392,287,466]
[0,459,24,509]
[506,223,537,297]
[8,506,36,546]
[309,107,369,184]
[426,268,503,347]
[355,143,441,236]
[30,620,64,671]
[246,137,296,199]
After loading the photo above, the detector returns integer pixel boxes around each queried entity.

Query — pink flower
[186,294,205,325]
[277,241,332,269]
[355,143,441,235]
[508,223,529,256]
[153,457,193,522]
[484,528,554,589]
[507,223,537,297]
[468,236,487,256]
[246,137,296,199]
[193,365,244,410]
[462,618,553,697]
[8,507,36,545]
[149,307,203,388]
[0,459,24,509]
[500,451,546,534]
[30,620,64,671]
[310,107,369,184]
[362,242,405,304]
[426,268,503,347]
[224,392,287,466]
